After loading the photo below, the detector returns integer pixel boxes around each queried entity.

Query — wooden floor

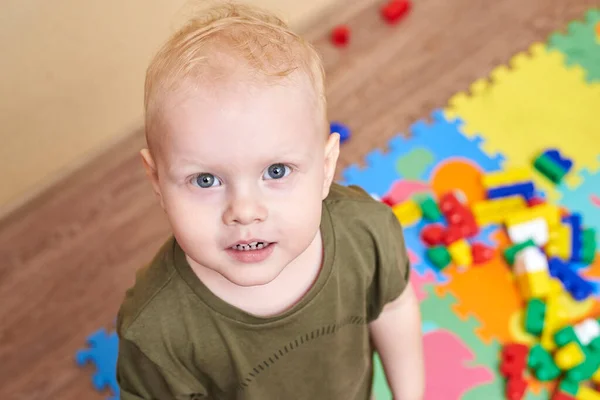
[1,0,598,398]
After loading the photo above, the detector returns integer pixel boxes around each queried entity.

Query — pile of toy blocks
[381,149,598,399]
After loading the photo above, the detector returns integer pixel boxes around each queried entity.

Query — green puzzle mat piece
[549,8,600,82]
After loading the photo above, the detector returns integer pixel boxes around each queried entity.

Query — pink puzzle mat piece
[382,180,430,204]
[423,330,494,400]
[410,268,436,302]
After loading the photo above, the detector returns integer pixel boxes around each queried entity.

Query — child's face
[143,76,339,287]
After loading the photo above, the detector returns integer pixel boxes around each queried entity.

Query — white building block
[515,246,549,274]
[508,217,549,246]
[575,318,600,346]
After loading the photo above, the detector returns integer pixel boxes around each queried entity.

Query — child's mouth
[230,241,270,251]
[227,241,275,263]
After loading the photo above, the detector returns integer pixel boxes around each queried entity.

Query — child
[116,2,424,399]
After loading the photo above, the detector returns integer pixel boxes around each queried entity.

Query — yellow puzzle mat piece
[446,43,600,198]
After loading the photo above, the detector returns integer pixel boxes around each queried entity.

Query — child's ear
[140,149,165,209]
[322,133,340,199]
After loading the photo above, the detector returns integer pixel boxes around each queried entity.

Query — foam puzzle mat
[77,8,600,400]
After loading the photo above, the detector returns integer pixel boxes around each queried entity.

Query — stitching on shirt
[236,314,367,391]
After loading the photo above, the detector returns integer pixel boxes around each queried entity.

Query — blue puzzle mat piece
[76,328,120,400]
[340,110,505,197]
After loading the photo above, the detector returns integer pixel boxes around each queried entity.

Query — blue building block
[76,328,120,400]
[486,182,535,200]
[330,122,351,143]
[549,257,594,301]
[563,213,583,262]
[542,149,573,173]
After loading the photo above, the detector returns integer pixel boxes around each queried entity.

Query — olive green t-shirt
[116,183,410,400]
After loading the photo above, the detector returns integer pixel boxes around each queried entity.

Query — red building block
[472,242,495,265]
[331,25,350,47]
[506,376,528,400]
[551,392,576,400]
[421,224,445,246]
[439,192,479,239]
[381,0,411,24]
[500,343,528,378]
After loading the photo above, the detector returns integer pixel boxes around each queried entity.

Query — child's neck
[192,232,323,318]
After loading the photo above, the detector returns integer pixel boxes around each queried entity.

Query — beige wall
[0,0,335,216]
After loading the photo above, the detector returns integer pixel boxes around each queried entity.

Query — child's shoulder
[117,238,178,336]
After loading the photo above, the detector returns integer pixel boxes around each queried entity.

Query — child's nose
[222,193,267,226]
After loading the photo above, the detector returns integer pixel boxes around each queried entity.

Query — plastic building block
[381,0,411,24]
[528,344,561,381]
[554,342,585,370]
[528,197,546,207]
[439,192,478,238]
[565,354,600,382]
[546,224,572,261]
[76,328,119,400]
[506,376,528,400]
[524,298,546,336]
[516,270,551,300]
[574,319,600,346]
[500,343,529,378]
[418,195,442,221]
[506,203,561,231]
[515,246,549,274]
[472,196,527,226]
[482,167,532,189]
[577,386,600,400]
[555,325,579,348]
[508,217,550,246]
[392,200,422,226]
[534,149,572,184]
[426,246,451,270]
[551,392,576,400]
[471,242,495,265]
[557,379,579,397]
[420,224,445,246]
[504,239,536,266]
[562,214,582,262]
[330,25,350,47]
[442,225,462,246]
[487,181,535,200]
[448,239,472,267]
[549,258,594,301]
[581,228,596,264]
[330,122,351,143]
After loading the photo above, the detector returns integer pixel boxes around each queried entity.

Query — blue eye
[193,173,221,188]
[263,163,291,180]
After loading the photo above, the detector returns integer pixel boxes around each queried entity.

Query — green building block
[565,354,600,382]
[419,196,442,221]
[581,228,596,264]
[558,379,580,396]
[534,154,567,184]
[426,246,451,270]
[524,299,546,336]
[554,326,578,348]
[528,344,561,381]
[504,239,536,266]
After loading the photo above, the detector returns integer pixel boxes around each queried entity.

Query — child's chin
[223,264,285,287]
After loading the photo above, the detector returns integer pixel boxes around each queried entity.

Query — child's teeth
[232,242,266,251]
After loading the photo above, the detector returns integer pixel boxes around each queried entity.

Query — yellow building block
[392,200,422,226]
[472,196,527,225]
[541,281,572,351]
[577,386,600,400]
[517,270,551,300]
[506,203,561,230]
[555,341,585,370]
[482,167,532,189]
[448,239,472,267]
[546,224,572,260]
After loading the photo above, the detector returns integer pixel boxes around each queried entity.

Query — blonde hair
[144,1,327,149]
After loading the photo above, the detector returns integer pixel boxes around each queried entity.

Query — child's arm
[369,284,424,400]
